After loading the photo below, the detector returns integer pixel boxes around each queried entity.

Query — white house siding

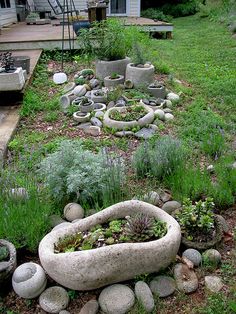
[33,0,140,17]
[0,0,17,27]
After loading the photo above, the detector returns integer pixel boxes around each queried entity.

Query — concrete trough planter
[147,83,166,99]
[39,200,181,291]
[125,63,155,88]
[103,104,154,131]
[73,111,91,123]
[95,57,130,80]
[0,67,25,91]
[104,75,124,88]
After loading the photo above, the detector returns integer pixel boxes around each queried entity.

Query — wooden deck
[0,17,173,51]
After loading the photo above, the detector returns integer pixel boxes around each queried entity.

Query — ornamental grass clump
[38,140,125,208]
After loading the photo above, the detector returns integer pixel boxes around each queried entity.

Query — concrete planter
[95,57,131,80]
[103,104,154,131]
[125,63,155,88]
[104,75,124,88]
[39,200,181,291]
[93,103,107,112]
[148,84,166,99]
[91,90,107,103]
[60,93,77,112]
[0,239,17,289]
[73,111,91,123]
[0,67,25,91]
[79,99,94,113]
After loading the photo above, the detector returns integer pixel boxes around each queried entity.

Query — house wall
[34,0,140,17]
[0,0,17,27]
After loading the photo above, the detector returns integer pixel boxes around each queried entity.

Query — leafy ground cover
[0,3,236,313]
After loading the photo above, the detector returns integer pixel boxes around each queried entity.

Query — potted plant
[103,103,154,131]
[78,19,132,80]
[69,15,90,36]
[104,72,125,88]
[148,81,166,99]
[91,89,107,103]
[175,198,223,250]
[79,97,94,113]
[126,43,154,88]
[73,111,91,123]
[0,239,17,288]
[39,200,181,290]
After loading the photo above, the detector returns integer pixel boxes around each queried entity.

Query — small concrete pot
[104,75,124,88]
[60,93,77,112]
[79,99,94,113]
[73,111,91,123]
[0,239,17,290]
[125,63,155,88]
[148,84,166,99]
[91,89,107,103]
[95,57,131,80]
[93,103,107,112]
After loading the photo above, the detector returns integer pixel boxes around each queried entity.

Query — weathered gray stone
[163,108,173,114]
[0,239,16,286]
[39,286,69,313]
[39,200,181,290]
[115,131,134,137]
[107,101,116,110]
[164,100,172,109]
[73,85,87,97]
[215,214,229,233]
[95,111,105,119]
[203,249,221,265]
[64,203,84,222]
[91,117,103,128]
[126,63,155,88]
[135,281,154,313]
[77,122,92,130]
[159,190,172,203]
[84,126,101,137]
[98,284,135,314]
[162,201,181,215]
[96,58,131,80]
[164,113,174,121]
[150,275,176,297]
[154,109,165,121]
[63,82,76,94]
[89,78,100,89]
[59,311,71,314]
[182,249,202,267]
[143,191,161,206]
[167,92,180,104]
[12,262,47,299]
[174,263,198,294]
[79,300,99,314]
[135,127,156,139]
[205,276,223,293]
[49,215,66,228]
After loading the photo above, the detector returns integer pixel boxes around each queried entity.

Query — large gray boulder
[98,284,135,314]
[39,200,181,290]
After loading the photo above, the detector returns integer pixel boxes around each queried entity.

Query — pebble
[98,284,135,314]
[116,99,126,107]
[107,101,116,110]
[167,92,180,104]
[124,79,134,89]
[91,117,103,128]
[203,249,221,265]
[207,164,214,173]
[154,109,165,121]
[162,201,181,215]
[79,300,99,314]
[84,126,101,136]
[150,275,176,297]
[135,127,156,139]
[12,262,47,299]
[143,191,161,206]
[205,276,223,293]
[164,113,174,121]
[89,78,100,89]
[174,263,198,294]
[135,281,155,313]
[115,131,134,137]
[159,189,172,203]
[182,249,202,267]
[64,203,84,222]
[39,286,69,313]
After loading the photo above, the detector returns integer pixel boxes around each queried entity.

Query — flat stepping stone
[98,284,135,314]
[135,281,154,313]
[135,127,156,139]
[205,276,223,293]
[174,263,198,294]
[79,300,99,314]
[182,249,202,267]
[150,275,176,297]
[39,286,69,313]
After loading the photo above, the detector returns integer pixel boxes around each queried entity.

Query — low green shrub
[141,8,172,22]
[38,140,126,208]
[160,0,200,17]
[133,136,186,180]
[0,171,53,252]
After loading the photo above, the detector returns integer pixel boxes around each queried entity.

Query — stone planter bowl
[147,84,166,99]
[103,104,154,131]
[125,63,155,88]
[73,111,91,123]
[79,99,94,113]
[93,103,107,112]
[104,75,124,88]
[0,239,17,288]
[95,57,131,80]
[60,93,77,111]
[91,90,107,103]
[39,200,181,291]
